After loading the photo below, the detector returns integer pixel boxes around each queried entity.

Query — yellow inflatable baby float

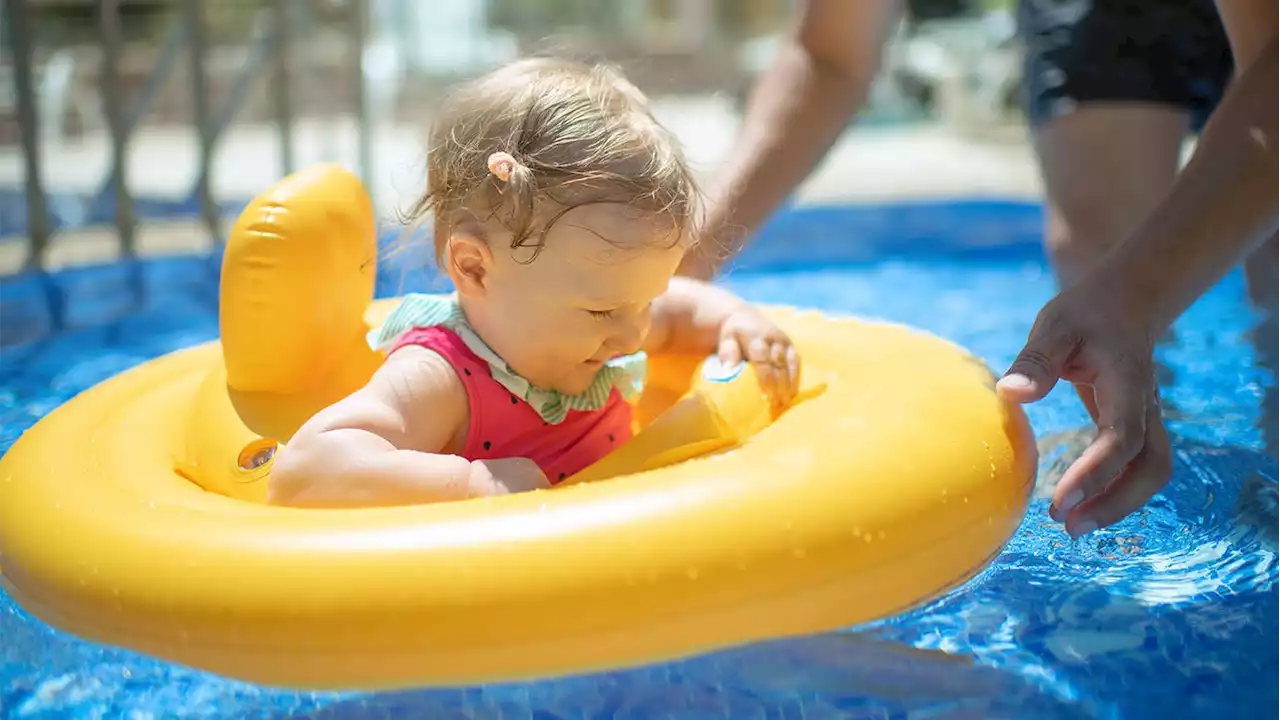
[0,165,1037,690]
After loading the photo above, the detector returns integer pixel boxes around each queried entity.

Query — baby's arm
[644,276,749,355]
[645,277,800,404]
[269,345,548,508]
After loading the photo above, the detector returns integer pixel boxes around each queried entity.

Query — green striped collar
[368,293,646,424]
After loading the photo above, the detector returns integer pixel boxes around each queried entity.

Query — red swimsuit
[390,326,634,483]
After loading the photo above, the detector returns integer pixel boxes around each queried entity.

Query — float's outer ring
[0,305,1036,690]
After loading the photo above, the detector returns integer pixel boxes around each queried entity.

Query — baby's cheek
[528,331,590,366]
[564,331,607,361]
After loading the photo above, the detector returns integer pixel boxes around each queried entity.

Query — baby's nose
[608,317,648,356]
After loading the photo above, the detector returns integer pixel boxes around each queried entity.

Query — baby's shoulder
[376,345,467,403]
[368,345,470,441]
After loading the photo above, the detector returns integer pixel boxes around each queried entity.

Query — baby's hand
[469,457,552,496]
[718,306,801,407]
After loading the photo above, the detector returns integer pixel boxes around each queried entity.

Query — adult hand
[996,276,1172,538]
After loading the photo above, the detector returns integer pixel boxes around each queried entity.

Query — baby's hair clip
[487,152,516,183]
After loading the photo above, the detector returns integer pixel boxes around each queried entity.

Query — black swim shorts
[1018,0,1234,130]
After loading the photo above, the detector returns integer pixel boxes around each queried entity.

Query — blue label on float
[701,356,746,383]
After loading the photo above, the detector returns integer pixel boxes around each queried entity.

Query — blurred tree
[202,1,262,44]
[715,0,790,41]
[26,0,172,47]
[487,0,627,39]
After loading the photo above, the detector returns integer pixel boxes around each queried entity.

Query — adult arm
[999,30,1278,537]
[1112,35,1277,332]
[678,0,902,279]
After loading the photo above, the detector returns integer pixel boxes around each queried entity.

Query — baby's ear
[443,233,494,296]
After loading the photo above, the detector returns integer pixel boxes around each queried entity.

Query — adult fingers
[1066,400,1172,537]
[1050,360,1153,522]
[1073,382,1102,424]
[998,304,1080,404]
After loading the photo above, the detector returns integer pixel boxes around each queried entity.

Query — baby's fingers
[781,344,801,404]
[741,336,779,399]
[717,336,743,366]
[763,341,799,405]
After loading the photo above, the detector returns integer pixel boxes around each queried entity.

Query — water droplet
[791,547,808,559]
[863,534,873,543]
[877,530,886,540]
[685,567,700,580]
[963,496,970,504]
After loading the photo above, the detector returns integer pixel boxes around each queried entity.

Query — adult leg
[1017,0,1234,419]
[1031,107,1187,288]
[1018,0,1233,280]
[1032,110,1189,425]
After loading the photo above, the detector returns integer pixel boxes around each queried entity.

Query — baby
[270,58,801,508]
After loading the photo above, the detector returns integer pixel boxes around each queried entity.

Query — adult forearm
[1108,38,1277,333]
[679,43,876,279]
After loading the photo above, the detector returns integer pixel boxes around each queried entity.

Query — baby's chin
[541,363,603,397]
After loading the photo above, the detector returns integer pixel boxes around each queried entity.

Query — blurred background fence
[0,0,1025,274]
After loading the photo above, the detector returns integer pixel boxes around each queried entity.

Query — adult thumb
[998,310,1076,404]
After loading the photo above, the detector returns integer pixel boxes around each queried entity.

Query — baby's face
[469,204,686,395]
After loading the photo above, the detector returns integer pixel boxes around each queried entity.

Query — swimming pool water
[0,203,1276,719]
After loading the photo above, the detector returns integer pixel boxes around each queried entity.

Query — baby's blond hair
[406,58,700,262]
